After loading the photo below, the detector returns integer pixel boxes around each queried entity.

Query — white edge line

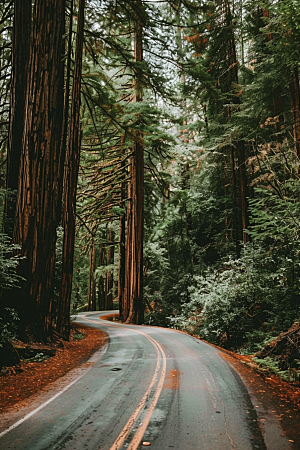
[0,342,108,439]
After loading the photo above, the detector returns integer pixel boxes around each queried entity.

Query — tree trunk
[126,138,144,324]
[57,0,85,338]
[237,141,249,244]
[88,239,96,310]
[122,167,132,321]
[58,0,74,217]
[118,139,126,319]
[289,67,300,158]
[4,0,31,237]
[118,211,126,317]
[12,0,65,343]
[224,0,249,250]
[105,228,115,310]
[230,145,240,257]
[261,6,285,135]
[124,3,144,324]
[98,244,106,310]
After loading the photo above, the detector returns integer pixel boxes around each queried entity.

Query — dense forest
[0,0,300,369]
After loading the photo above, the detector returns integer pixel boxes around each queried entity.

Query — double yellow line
[82,314,167,450]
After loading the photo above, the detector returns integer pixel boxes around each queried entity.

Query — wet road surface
[0,311,299,449]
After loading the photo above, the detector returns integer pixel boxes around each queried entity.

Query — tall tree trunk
[225,0,249,249]
[4,0,31,237]
[124,3,144,324]
[230,145,240,256]
[57,0,85,338]
[98,244,106,310]
[237,141,249,244]
[122,165,132,321]
[118,140,126,319]
[105,227,115,310]
[58,0,74,217]
[11,0,65,342]
[289,67,300,158]
[88,238,96,311]
[261,5,285,135]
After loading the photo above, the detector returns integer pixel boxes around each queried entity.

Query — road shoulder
[0,324,108,414]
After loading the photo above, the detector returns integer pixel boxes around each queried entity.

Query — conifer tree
[10,0,66,342]
[123,1,145,324]
[57,0,85,337]
[5,0,31,237]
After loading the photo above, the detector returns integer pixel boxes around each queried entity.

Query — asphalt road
[0,311,299,450]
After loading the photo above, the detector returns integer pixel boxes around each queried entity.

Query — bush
[0,234,23,349]
[177,243,300,351]
[0,234,24,294]
[0,307,19,348]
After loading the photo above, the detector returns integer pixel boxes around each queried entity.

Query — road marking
[82,313,167,450]
[0,317,108,439]
[0,313,166,449]
[126,333,167,450]
[0,348,107,439]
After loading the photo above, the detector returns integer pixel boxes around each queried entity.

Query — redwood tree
[12,0,66,342]
[122,1,144,324]
[56,0,85,338]
[5,0,31,237]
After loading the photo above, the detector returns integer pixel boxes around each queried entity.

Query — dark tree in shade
[5,0,31,237]
[56,0,85,338]
[12,0,66,342]
[123,1,144,324]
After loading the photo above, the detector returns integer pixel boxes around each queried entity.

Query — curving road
[0,312,299,450]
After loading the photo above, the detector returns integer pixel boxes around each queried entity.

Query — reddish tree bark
[5,0,31,237]
[98,244,106,310]
[105,228,115,311]
[118,138,126,319]
[123,3,144,324]
[57,0,85,338]
[12,0,65,342]
[122,164,133,321]
[88,239,97,311]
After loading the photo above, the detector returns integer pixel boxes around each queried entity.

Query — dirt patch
[100,313,120,321]
[0,324,108,413]
[164,369,180,390]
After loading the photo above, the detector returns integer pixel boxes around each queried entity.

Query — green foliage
[0,234,23,348]
[253,356,300,382]
[23,352,51,363]
[0,234,24,293]
[72,332,85,340]
[0,307,19,348]
[166,242,299,351]
[248,183,300,244]
[0,2,13,161]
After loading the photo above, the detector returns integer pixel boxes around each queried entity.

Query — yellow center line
[81,314,167,450]
[127,332,167,450]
